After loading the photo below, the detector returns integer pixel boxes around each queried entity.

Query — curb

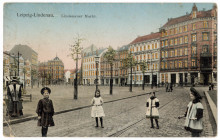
[3,92,149,127]
[204,91,217,124]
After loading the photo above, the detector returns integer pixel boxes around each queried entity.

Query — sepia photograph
[1,0,218,138]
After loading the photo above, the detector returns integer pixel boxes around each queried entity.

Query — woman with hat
[178,87,204,137]
[146,91,160,129]
[36,87,55,137]
[91,89,105,128]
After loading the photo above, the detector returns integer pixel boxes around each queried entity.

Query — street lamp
[95,55,100,91]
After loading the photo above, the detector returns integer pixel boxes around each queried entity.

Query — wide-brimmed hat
[41,87,51,95]
[190,87,202,99]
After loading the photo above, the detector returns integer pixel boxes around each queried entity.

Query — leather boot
[150,118,154,128]
[100,117,104,128]
[155,119,159,129]
[95,117,99,127]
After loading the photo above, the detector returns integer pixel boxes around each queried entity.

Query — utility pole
[17,52,20,76]
[151,51,153,89]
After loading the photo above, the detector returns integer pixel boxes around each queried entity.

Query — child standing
[146,91,160,129]
[178,87,203,137]
[36,87,55,137]
[91,89,105,128]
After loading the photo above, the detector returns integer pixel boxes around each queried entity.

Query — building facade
[38,56,65,85]
[10,44,38,85]
[159,4,217,86]
[128,32,161,86]
[82,45,107,85]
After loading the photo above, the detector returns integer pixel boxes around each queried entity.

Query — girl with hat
[146,91,160,129]
[36,87,55,137]
[178,87,204,137]
[91,89,105,128]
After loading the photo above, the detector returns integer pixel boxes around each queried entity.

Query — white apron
[91,97,105,118]
[146,97,159,118]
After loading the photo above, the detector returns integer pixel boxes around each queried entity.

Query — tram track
[108,95,180,137]
[3,92,151,126]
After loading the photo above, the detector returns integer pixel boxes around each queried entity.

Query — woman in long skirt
[91,89,105,128]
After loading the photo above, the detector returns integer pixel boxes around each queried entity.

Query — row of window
[161,60,188,69]
[161,33,209,47]
[130,43,158,52]
[161,47,188,58]
[135,53,159,60]
[132,75,143,81]
[136,63,158,71]
[161,21,209,37]
[83,57,95,63]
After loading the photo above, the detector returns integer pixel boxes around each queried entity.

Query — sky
[3,3,214,69]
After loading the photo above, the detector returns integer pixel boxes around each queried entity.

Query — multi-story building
[10,44,38,84]
[159,4,217,85]
[128,32,161,86]
[38,56,65,85]
[3,51,32,87]
[82,46,107,85]
[100,48,119,86]
[117,45,129,86]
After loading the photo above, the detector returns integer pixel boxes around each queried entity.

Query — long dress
[36,98,55,127]
[91,97,105,118]
[146,96,159,119]
[7,83,23,117]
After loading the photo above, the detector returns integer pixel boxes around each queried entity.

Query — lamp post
[95,56,100,91]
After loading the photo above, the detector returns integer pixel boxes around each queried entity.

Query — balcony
[200,63,212,71]
[200,52,212,57]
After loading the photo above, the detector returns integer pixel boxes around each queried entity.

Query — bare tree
[69,35,84,99]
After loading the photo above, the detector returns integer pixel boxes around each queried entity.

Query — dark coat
[36,98,55,127]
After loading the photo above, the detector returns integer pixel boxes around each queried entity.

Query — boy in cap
[36,87,55,137]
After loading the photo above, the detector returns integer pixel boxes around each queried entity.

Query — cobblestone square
[3,86,216,137]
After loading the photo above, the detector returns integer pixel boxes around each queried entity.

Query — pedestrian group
[6,76,204,137]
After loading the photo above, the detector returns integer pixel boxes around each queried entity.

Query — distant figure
[91,89,105,128]
[211,83,214,90]
[170,83,173,92]
[36,87,55,137]
[178,87,203,137]
[165,82,168,92]
[7,76,23,117]
[209,83,212,91]
[146,91,160,129]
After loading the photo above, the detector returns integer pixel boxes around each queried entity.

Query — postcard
[2,1,218,138]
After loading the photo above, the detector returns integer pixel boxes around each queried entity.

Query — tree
[31,69,37,88]
[122,51,137,92]
[139,60,147,90]
[103,46,116,95]
[69,36,84,99]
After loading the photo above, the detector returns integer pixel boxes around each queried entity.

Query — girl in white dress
[91,89,105,128]
[146,92,160,129]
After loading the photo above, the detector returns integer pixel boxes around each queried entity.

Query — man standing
[7,76,23,117]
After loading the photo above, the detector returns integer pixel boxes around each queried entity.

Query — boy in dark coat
[36,87,55,137]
